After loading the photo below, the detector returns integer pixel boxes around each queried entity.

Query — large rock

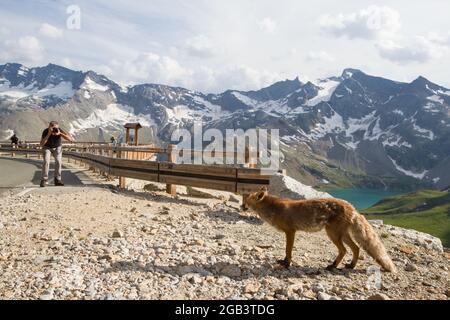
[268,173,331,199]
[381,224,444,253]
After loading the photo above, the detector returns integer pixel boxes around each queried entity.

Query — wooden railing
[0,143,269,196]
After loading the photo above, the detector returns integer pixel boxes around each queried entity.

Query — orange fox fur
[242,189,396,272]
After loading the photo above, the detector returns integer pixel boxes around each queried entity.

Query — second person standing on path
[39,121,73,187]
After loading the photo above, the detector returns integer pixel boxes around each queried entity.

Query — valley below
[326,188,402,210]
[363,190,450,248]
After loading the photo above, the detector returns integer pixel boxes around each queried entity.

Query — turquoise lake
[326,188,403,210]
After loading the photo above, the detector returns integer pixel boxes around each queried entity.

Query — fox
[241,188,396,272]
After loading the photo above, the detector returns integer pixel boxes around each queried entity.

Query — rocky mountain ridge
[1,62,449,189]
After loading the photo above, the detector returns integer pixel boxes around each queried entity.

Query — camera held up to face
[50,124,60,134]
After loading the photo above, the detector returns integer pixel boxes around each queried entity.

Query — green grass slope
[362,190,450,247]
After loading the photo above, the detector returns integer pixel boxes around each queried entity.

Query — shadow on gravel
[115,189,205,207]
[204,209,263,225]
[113,188,260,225]
[103,260,362,279]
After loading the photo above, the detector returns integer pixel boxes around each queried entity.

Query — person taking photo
[40,121,73,187]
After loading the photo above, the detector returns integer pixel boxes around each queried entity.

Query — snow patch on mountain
[0,80,75,101]
[412,120,435,140]
[69,103,154,134]
[437,89,450,96]
[37,82,75,98]
[281,134,301,143]
[342,70,354,79]
[0,83,29,100]
[423,103,440,113]
[289,105,308,115]
[365,117,385,140]
[232,92,258,106]
[382,135,412,148]
[389,156,428,179]
[163,97,229,125]
[193,96,227,119]
[83,90,91,99]
[257,100,293,117]
[17,65,29,76]
[164,105,194,125]
[343,112,377,148]
[307,107,344,139]
[81,77,109,92]
[427,95,444,104]
[305,79,340,106]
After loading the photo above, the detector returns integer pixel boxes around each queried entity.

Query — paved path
[0,155,99,196]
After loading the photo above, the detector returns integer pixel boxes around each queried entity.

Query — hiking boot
[40,180,47,188]
[54,179,64,186]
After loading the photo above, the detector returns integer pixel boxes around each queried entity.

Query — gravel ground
[0,183,448,300]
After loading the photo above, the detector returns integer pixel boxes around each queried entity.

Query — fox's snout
[240,203,249,211]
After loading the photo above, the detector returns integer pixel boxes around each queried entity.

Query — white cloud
[2,1,450,92]
[319,5,401,40]
[211,65,281,91]
[38,23,63,38]
[0,26,9,36]
[258,17,277,34]
[426,31,450,46]
[101,52,280,93]
[61,57,74,69]
[377,35,449,64]
[107,52,192,86]
[306,51,335,62]
[184,35,216,58]
[1,35,43,63]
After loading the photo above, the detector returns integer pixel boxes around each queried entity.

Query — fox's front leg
[277,231,295,268]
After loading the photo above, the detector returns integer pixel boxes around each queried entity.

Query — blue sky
[1,0,450,92]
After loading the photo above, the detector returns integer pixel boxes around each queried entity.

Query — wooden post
[134,128,139,146]
[244,146,249,167]
[125,128,130,145]
[94,148,99,174]
[88,147,95,172]
[118,144,126,189]
[166,144,177,196]
[107,147,113,180]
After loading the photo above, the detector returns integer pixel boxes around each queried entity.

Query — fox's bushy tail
[350,213,397,272]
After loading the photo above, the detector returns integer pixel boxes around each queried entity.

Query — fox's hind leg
[343,236,360,269]
[277,230,295,268]
[325,227,347,270]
